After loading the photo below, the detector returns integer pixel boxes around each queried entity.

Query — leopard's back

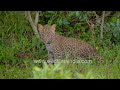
[51,34,100,61]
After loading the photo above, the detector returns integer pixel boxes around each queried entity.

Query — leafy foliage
[32,62,72,79]
[0,11,120,79]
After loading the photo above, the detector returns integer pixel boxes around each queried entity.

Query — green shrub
[32,62,72,79]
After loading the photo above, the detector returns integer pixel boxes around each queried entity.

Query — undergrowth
[0,11,120,79]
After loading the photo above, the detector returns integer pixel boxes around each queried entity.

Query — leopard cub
[38,24,103,64]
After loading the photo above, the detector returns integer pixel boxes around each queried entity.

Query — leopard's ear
[51,24,56,33]
[38,24,43,31]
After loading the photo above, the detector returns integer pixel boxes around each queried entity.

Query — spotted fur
[38,24,103,63]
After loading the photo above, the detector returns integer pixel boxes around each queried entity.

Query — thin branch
[34,11,39,26]
[100,11,105,43]
[95,11,112,25]
[27,11,40,39]
[25,11,27,16]
[24,11,28,20]
[93,11,99,19]
[104,11,112,17]
[87,20,96,48]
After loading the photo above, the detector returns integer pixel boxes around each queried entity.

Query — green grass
[1,46,120,79]
[0,63,32,79]
[0,11,120,79]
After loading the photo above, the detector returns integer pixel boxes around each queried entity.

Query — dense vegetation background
[0,11,120,79]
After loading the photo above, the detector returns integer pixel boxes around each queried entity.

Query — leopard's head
[38,24,56,45]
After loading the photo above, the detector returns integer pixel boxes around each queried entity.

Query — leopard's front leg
[46,44,54,64]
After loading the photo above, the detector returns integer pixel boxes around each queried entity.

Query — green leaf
[75,11,80,17]
[63,19,70,25]
[58,18,63,26]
